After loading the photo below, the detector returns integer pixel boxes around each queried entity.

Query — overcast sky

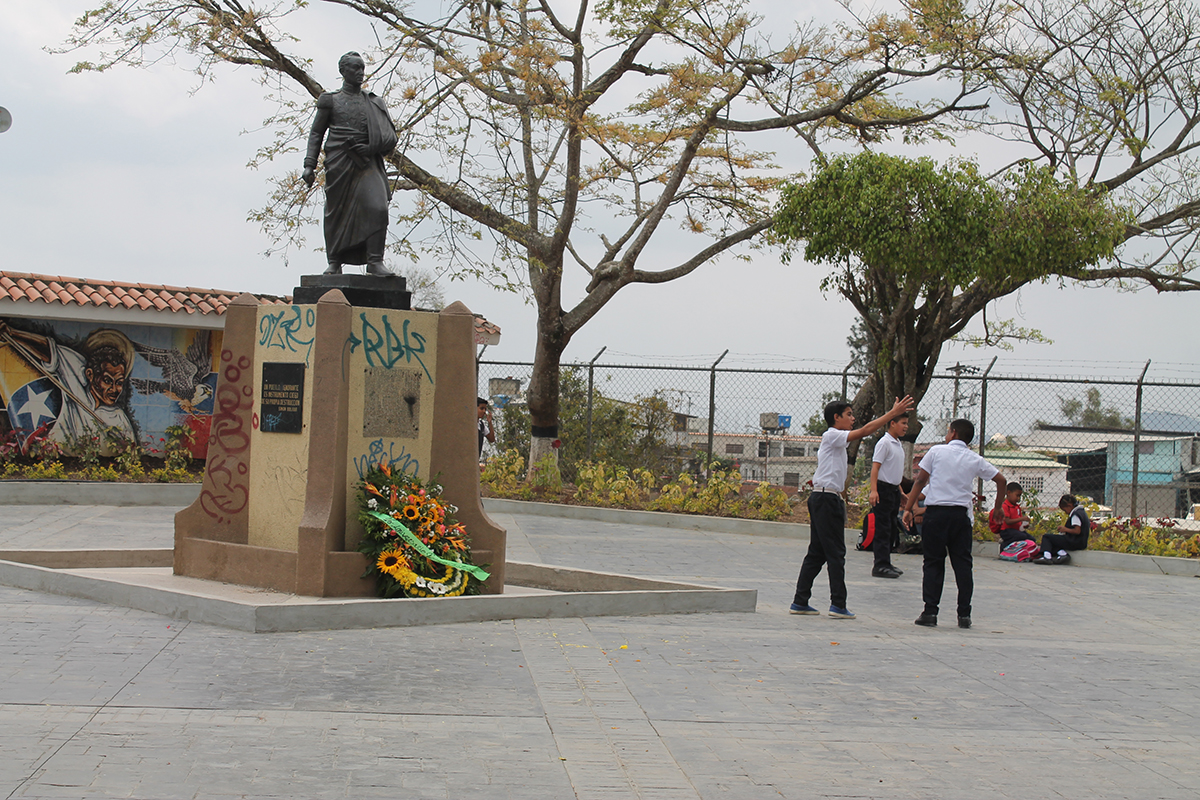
[2,1,1197,388]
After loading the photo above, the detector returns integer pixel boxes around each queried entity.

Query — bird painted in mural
[130,331,215,415]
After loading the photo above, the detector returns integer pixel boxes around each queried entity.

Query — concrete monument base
[173,287,506,597]
[0,550,756,633]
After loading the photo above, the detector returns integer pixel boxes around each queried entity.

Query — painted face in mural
[85,361,127,407]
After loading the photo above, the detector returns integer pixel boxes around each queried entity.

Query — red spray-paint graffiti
[199,351,253,523]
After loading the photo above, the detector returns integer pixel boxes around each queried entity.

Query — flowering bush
[356,464,488,598]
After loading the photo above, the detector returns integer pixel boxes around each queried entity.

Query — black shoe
[1053,552,1071,565]
[872,566,902,579]
[914,613,938,627]
[958,616,971,629]
[322,262,342,275]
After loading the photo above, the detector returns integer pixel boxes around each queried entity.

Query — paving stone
[1,506,1198,799]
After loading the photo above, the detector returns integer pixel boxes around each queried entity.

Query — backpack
[856,511,905,552]
[999,540,1041,562]
[855,512,876,551]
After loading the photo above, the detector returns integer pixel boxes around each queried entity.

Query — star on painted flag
[6,378,61,441]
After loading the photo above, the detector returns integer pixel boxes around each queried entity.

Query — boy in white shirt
[903,419,1006,629]
[868,414,908,579]
[791,395,913,619]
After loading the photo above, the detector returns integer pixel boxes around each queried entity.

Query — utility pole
[947,362,980,418]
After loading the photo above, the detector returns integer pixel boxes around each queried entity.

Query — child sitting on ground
[1035,495,1091,565]
[995,482,1034,549]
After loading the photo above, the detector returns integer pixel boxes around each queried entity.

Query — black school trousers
[921,505,974,618]
[794,492,847,609]
[871,481,902,569]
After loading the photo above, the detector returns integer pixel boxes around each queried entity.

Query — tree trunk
[525,309,569,482]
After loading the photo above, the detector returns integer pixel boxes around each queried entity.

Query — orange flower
[381,463,392,478]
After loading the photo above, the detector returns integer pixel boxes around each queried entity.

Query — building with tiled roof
[0,272,289,328]
[0,271,500,459]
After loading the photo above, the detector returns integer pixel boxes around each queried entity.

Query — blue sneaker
[828,605,856,619]
[789,603,819,615]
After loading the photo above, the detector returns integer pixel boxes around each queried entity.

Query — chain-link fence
[478,357,1200,519]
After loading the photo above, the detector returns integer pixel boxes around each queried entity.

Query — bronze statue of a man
[302,52,398,276]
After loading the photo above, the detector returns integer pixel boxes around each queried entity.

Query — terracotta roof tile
[0,272,497,336]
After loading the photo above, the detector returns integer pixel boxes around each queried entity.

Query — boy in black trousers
[903,419,1006,629]
[791,395,913,619]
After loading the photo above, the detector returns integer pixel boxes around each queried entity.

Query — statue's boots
[366,260,397,277]
[323,261,342,275]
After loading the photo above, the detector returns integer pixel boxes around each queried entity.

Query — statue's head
[338,52,366,86]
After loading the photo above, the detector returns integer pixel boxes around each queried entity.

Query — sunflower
[401,504,421,521]
[376,549,407,577]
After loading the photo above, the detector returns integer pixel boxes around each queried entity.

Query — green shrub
[574,462,656,507]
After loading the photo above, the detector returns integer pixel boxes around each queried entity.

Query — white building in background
[687,429,822,487]
[977,450,1070,508]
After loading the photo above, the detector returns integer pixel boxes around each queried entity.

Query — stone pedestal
[173,286,506,596]
[292,274,412,310]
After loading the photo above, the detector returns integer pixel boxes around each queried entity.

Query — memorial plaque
[260,362,306,433]
[363,367,422,439]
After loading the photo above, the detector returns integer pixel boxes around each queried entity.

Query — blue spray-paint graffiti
[260,411,286,432]
[353,439,420,480]
[259,306,316,364]
[348,313,432,382]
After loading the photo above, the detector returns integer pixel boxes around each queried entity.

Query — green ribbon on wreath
[367,510,491,582]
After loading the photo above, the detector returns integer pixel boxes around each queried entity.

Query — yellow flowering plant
[356,464,488,598]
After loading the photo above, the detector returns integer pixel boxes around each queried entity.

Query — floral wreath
[356,464,489,598]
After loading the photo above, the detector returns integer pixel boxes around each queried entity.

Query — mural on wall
[0,317,221,457]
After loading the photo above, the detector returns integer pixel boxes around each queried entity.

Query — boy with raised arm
[791,395,914,619]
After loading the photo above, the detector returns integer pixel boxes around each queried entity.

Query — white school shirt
[917,439,998,520]
[872,432,905,486]
[811,428,851,491]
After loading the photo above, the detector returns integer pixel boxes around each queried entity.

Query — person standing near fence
[867,413,908,579]
[791,395,913,619]
[477,397,495,458]
[903,419,1006,630]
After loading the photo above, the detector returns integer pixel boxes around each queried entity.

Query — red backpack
[999,540,1041,562]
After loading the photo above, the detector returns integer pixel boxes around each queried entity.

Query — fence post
[706,350,729,479]
[1130,359,1151,518]
[841,360,852,400]
[976,356,997,500]
[585,347,606,461]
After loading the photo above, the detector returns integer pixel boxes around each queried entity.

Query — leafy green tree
[61,0,996,477]
[492,369,682,482]
[1036,388,1132,429]
[775,152,1130,437]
